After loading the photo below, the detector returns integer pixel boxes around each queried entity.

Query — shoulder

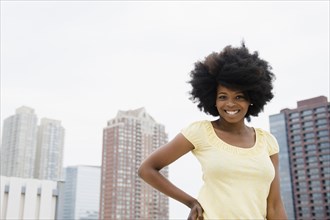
[181,120,210,148]
[257,128,277,141]
[256,128,279,156]
[181,120,209,135]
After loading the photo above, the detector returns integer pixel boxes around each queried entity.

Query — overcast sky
[1,1,329,218]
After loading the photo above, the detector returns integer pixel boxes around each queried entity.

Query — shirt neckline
[206,120,260,152]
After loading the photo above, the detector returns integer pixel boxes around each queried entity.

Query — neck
[216,118,248,134]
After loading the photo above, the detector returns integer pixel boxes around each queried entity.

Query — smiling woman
[138,42,288,219]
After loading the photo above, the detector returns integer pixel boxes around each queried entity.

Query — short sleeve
[264,130,280,156]
[181,121,205,150]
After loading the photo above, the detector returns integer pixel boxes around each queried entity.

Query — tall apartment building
[57,166,101,220]
[1,106,38,178]
[269,96,330,220]
[100,108,169,219]
[1,106,65,181]
[35,118,65,181]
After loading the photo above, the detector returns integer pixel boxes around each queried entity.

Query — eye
[218,95,227,100]
[236,95,246,100]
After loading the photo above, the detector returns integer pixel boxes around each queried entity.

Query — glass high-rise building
[1,106,65,181]
[269,112,295,219]
[57,165,101,220]
[269,96,330,219]
[1,106,38,178]
[35,118,65,181]
[100,107,169,219]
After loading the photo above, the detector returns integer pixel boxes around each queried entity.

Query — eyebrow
[217,91,244,95]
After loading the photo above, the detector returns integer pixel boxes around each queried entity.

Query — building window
[303,121,314,127]
[322,179,330,190]
[290,112,300,118]
[304,138,315,144]
[293,145,303,152]
[317,130,329,136]
[296,174,307,181]
[292,140,302,145]
[294,157,305,164]
[295,169,306,176]
[304,133,315,139]
[290,117,300,123]
[320,154,330,162]
[319,142,330,148]
[316,112,327,118]
[291,128,301,134]
[298,194,309,201]
[318,136,330,141]
[302,115,313,121]
[302,110,313,116]
[292,134,302,140]
[316,119,327,125]
[293,151,304,157]
[303,126,314,132]
[306,156,318,164]
[294,163,305,169]
[315,107,326,113]
[301,206,310,216]
[308,168,319,175]
[317,123,328,129]
[306,144,316,151]
[320,147,330,154]
[320,159,330,168]
[291,123,300,129]
[311,193,323,203]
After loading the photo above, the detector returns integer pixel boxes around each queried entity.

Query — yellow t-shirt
[181,120,279,220]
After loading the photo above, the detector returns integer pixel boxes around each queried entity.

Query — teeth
[226,110,239,115]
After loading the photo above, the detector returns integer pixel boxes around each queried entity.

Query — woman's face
[215,85,251,124]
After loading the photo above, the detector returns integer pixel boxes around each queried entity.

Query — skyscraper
[269,112,295,219]
[1,106,65,181]
[57,165,101,220]
[1,106,38,178]
[34,118,65,181]
[269,96,330,219]
[100,107,169,219]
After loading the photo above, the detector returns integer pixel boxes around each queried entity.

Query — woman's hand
[138,134,203,219]
[187,200,204,220]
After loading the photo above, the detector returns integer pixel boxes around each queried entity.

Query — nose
[226,99,236,107]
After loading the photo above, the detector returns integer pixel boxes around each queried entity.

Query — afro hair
[188,42,275,120]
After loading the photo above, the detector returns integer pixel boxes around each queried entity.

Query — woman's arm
[267,153,288,220]
[138,133,204,220]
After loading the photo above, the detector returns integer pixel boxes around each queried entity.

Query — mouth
[224,110,240,115]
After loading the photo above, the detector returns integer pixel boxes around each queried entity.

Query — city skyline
[1,106,65,181]
[1,1,329,218]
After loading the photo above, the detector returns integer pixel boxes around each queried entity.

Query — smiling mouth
[225,110,240,115]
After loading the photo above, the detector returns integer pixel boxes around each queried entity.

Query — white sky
[1,1,329,218]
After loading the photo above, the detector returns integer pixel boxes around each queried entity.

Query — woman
[138,43,288,219]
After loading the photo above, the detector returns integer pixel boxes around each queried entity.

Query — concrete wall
[0,176,58,220]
